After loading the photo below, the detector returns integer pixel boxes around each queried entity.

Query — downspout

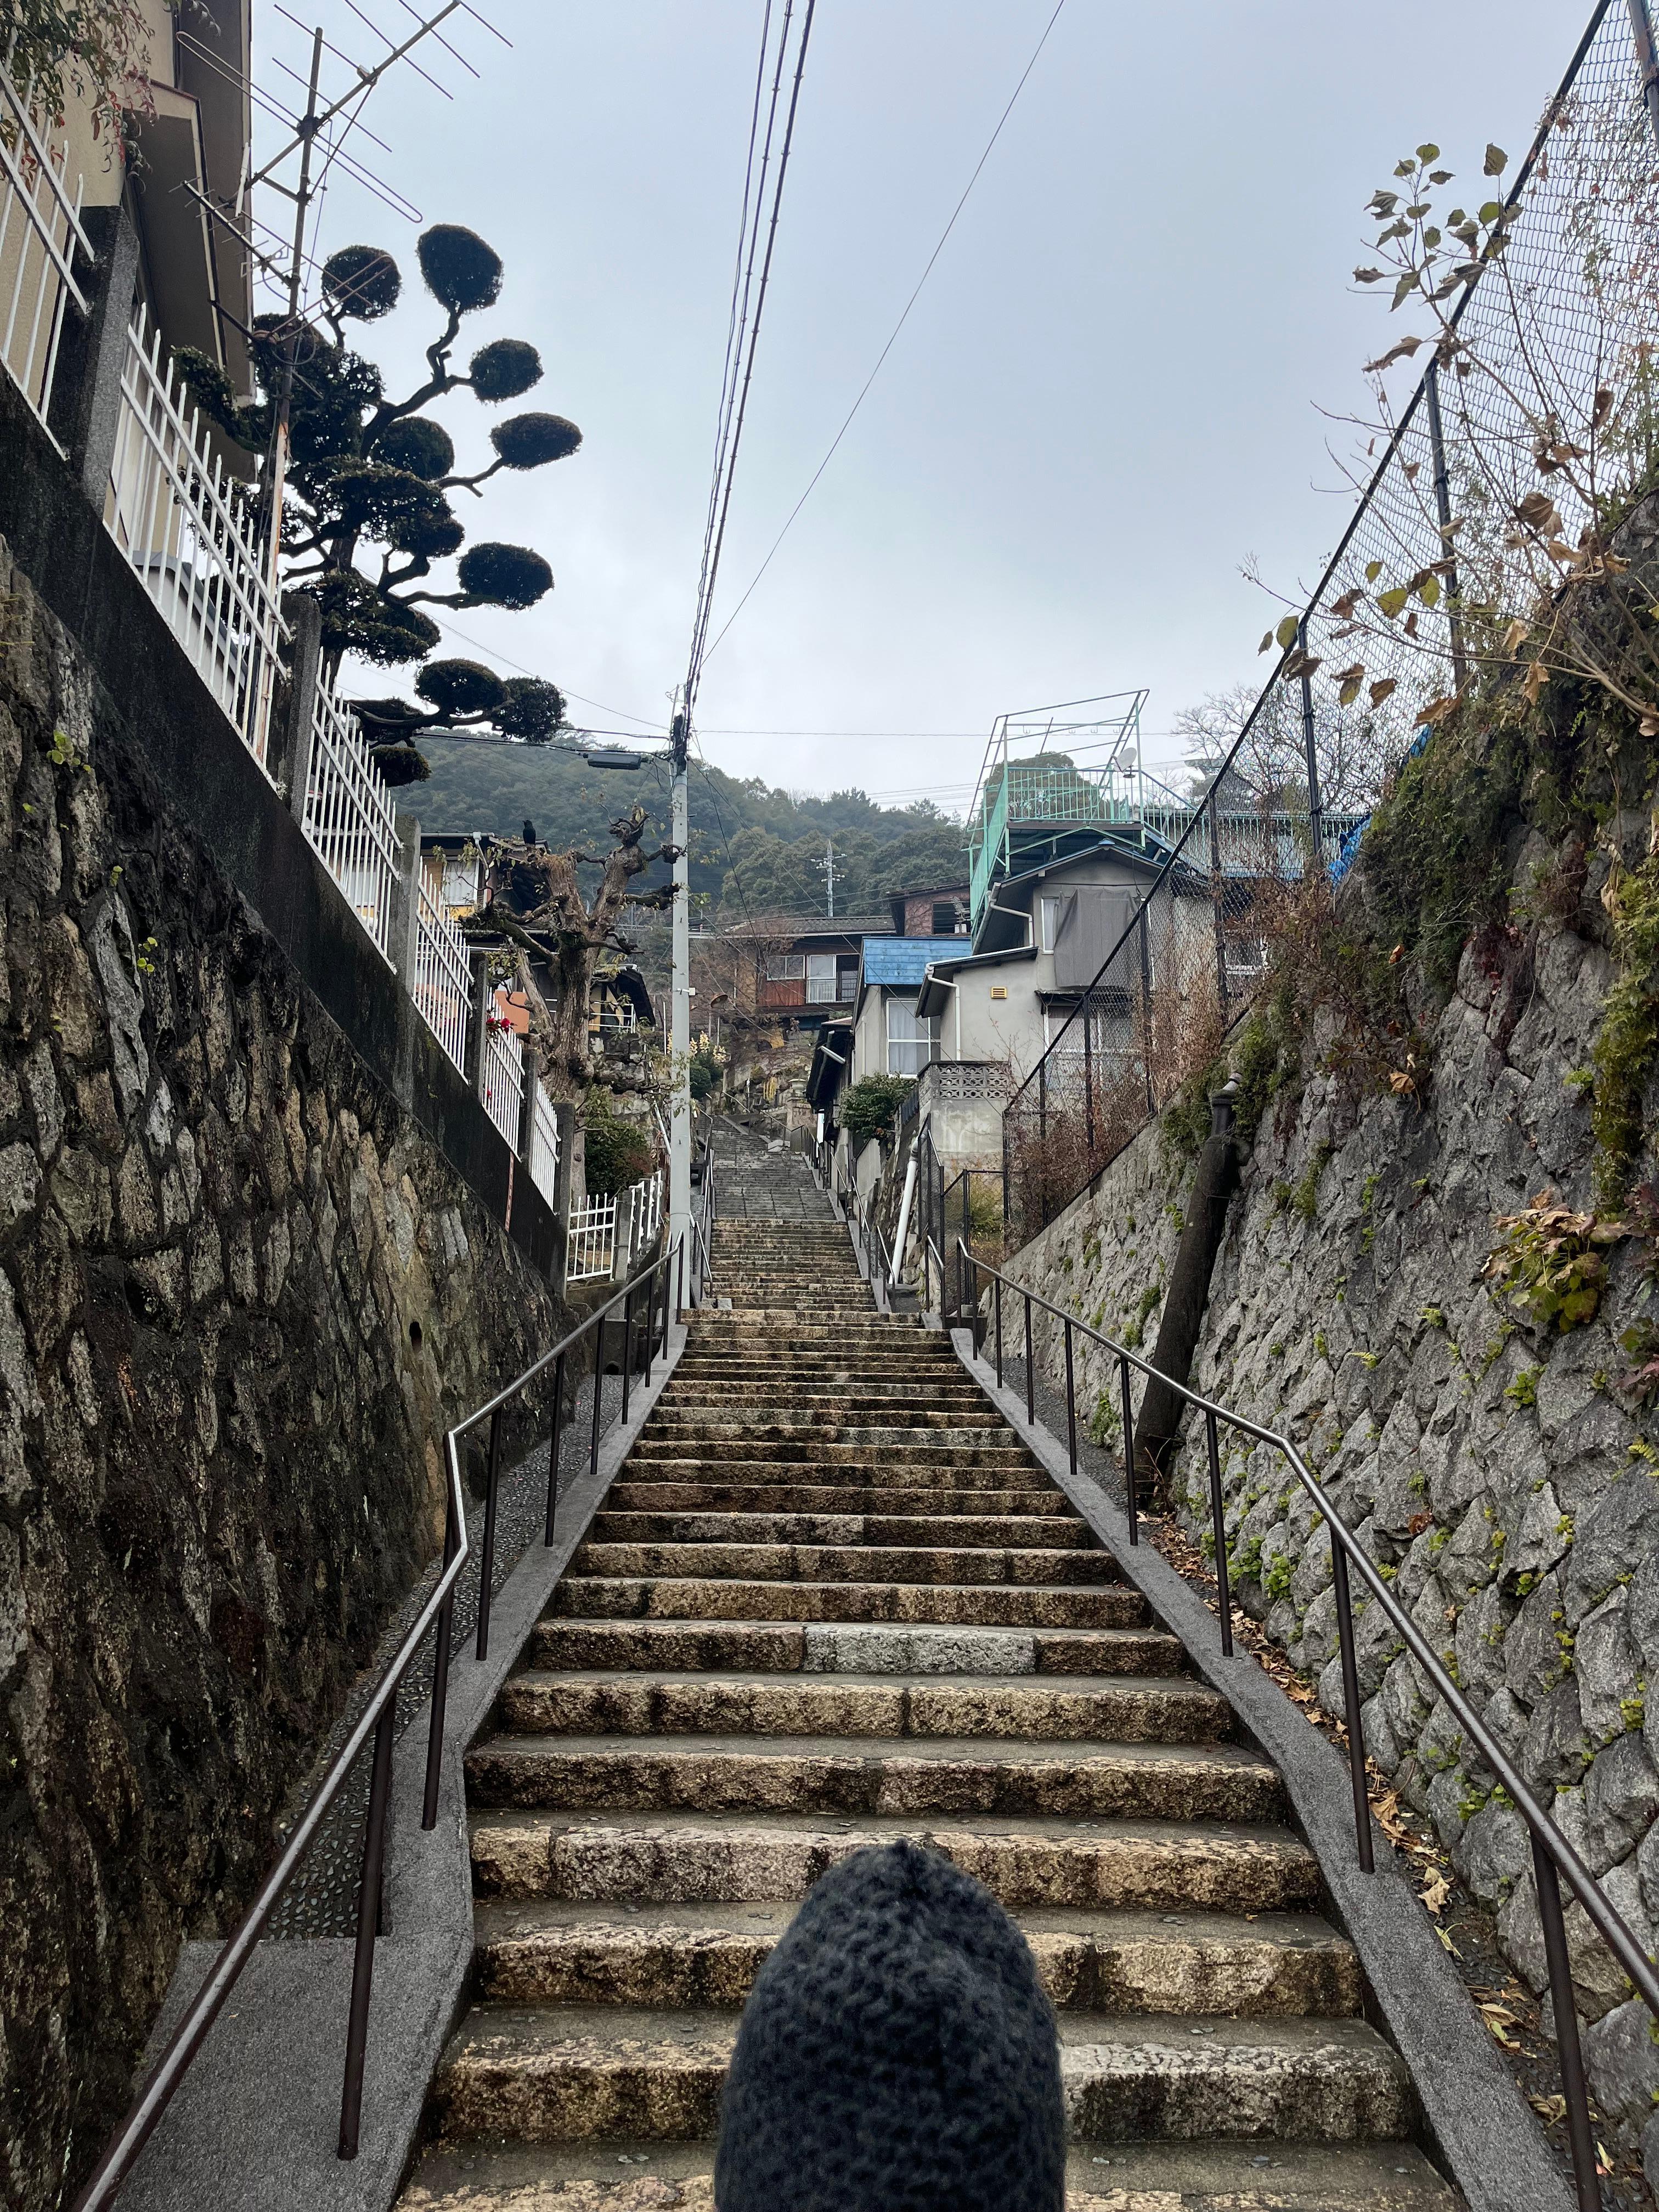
[891,1145,920,1285]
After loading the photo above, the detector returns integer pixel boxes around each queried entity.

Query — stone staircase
[400,1153,1459,2210]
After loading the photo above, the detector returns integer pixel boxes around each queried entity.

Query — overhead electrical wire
[699,0,1070,668]
[679,0,819,736]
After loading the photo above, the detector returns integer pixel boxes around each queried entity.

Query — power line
[420,609,663,727]
[679,0,819,742]
[701,0,1070,667]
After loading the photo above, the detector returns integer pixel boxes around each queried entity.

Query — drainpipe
[891,1145,920,1284]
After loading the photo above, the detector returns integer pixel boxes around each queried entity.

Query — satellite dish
[1118,748,1137,771]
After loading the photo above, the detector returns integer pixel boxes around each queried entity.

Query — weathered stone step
[469,1808,1324,1914]
[398,2137,1460,2211]
[427,2003,1409,2146]
[586,1511,1090,1551]
[605,1479,1065,1514]
[496,1669,1229,1746]
[550,1575,1149,1628]
[623,1438,1040,1469]
[464,1731,1282,1822]
[470,1898,1360,2016]
[658,1378,989,1401]
[640,1414,1012,1441]
[568,1541,1116,1587]
[529,1617,1183,1677]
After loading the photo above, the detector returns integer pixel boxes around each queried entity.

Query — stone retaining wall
[0,536,565,2207]
[1005,827,1659,2151]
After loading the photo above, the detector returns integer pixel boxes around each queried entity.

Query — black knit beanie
[713,1839,1066,2211]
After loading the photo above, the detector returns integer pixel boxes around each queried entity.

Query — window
[764,953,806,981]
[886,996,939,1076]
[1039,895,1066,954]
[805,952,838,1005]
[1043,1003,1131,1064]
[932,900,963,934]
[837,962,857,1001]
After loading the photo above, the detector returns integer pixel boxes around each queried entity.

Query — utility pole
[824,836,834,919]
[669,710,692,1276]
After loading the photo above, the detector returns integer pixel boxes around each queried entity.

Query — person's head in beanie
[713,1839,1065,2211]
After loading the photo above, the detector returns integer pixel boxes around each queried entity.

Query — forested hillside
[411,736,968,916]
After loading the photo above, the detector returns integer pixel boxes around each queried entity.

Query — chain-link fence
[1004,0,1659,1245]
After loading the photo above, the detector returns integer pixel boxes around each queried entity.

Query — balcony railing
[300,678,401,964]
[0,56,90,449]
[104,303,287,769]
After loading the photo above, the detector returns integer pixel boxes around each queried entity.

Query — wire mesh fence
[1003,0,1659,1246]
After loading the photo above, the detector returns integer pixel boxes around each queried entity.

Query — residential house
[888,885,971,938]
[757,918,891,1031]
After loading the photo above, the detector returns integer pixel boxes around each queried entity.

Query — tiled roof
[860,936,969,988]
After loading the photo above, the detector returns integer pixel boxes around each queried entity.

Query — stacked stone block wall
[0,535,564,2204]
[1003,826,1659,2146]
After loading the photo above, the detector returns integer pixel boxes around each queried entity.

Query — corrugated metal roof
[861,936,967,987]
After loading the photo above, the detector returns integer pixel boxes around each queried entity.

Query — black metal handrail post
[337,1704,394,2155]
[957,1237,1659,2212]
[1204,1406,1232,1657]
[544,1350,566,1546]
[475,1405,504,1661]
[1120,1353,1137,1545]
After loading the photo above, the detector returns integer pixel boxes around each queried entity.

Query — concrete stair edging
[947,1325,1573,2212]
[113,1318,692,2212]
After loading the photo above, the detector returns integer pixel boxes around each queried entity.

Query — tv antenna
[173,1,510,592]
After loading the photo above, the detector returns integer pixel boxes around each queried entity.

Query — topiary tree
[172,222,580,774]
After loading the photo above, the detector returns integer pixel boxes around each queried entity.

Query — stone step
[639,1414,1014,1440]
[586,1512,1091,1551]
[398,2138,1460,2211]
[622,1439,1040,1469]
[568,1542,1118,1588]
[426,2003,1411,2147]
[549,1576,1150,1629]
[604,1480,1065,1514]
[463,1732,1282,1823]
[495,1669,1230,1746]
[468,1809,1325,1915]
[529,1618,1184,1678]
[470,1899,1361,2016]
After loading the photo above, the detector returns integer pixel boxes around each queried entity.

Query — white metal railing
[413,870,471,1075]
[300,678,400,963]
[104,302,287,768]
[528,1082,561,1209]
[480,1017,524,1148]
[0,55,90,448]
[597,1003,639,1035]
[566,1192,617,1283]
[627,1168,664,1253]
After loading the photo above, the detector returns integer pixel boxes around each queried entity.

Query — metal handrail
[71,1236,690,2211]
[957,1238,1656,2212]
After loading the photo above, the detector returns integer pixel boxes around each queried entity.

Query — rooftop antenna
[174,2,510,600]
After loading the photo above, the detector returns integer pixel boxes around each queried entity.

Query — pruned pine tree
[173,224,579,783]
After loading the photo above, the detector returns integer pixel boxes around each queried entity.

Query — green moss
[1506,1366,1541,1408]
[1358,1171,1381,1254]
[1591,849,1659,1207]
[1289,1145,1332,1224]
[1087,1389,1120,1448]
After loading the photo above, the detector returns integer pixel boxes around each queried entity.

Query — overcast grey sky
[260,0,1592,808]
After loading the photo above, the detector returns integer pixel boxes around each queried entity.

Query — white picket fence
[480,1017,524,1148]
[528,1084,561,1210]
[566,1192,617,1283]
[300,678,400,963]
[627,1169,664,1254]
[104,302,287,768]
[413,869,471,1075]
[0,56,89,448]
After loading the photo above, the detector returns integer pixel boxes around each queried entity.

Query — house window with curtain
[887,995,939,1076]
